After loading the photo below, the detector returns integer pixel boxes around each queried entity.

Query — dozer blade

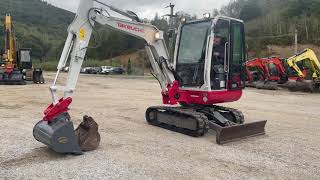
[33,113,100,154]
[209,120,267,144]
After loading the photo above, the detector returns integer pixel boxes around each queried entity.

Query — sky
[45,0,230,19]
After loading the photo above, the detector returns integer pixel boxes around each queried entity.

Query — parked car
[111,67,125,74]
[81,67,98,74]
[81,67,91,74]
[94,67,102,74]
[101,66,114,74]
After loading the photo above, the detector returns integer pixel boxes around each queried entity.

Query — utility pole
[164,3,177,62]
[295,29,298,54]
[304,13,309,41]
[165,3,176,31]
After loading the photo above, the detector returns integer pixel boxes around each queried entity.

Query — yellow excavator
[284,48,320,92]
[0,14,44,85]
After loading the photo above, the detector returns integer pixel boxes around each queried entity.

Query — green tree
[24,33,52,62]
[239,0,262,21]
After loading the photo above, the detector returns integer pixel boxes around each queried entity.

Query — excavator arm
[4,14,17,71]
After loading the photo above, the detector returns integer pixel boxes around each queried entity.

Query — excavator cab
[18,49,45,84]
[175,17,246,104]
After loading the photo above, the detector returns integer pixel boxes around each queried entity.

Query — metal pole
[165,3,176,62]
[295,29,298,54]
[165,3,175,31]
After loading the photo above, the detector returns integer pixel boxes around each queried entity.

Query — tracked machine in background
[0,14,25,85]
[245,57,288,90]
[0,14,44,85]
[284,48,320,92]
[245,49,320,92]
[33,0,267,154]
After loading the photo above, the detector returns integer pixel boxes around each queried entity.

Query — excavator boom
[286,48,320,79]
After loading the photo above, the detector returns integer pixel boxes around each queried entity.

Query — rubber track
[0,81,26,85]
[146,106,209,137]
[210,105,245,125]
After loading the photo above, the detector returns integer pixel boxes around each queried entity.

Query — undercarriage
[146,105,266,144]
[0,70,26,85]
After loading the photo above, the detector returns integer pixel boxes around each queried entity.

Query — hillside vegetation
[220,0,320,56]
[2,0,320,62]
[0,0,145,62]
[0,0,74,60]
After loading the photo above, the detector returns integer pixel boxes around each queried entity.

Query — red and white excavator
[33,0,267,154]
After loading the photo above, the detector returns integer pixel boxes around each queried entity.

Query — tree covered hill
[0,0,145,61]
[0,0,74,60]
[3,0,317,61]
[220,0,320,56]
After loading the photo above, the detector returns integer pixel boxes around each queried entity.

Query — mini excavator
[33,0,267,154]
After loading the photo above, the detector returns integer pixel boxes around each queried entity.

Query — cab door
[210,18,230,90]
[228,20,246,90]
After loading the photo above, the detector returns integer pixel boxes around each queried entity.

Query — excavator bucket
[33,68,45,84]
[209,120,267,144]
[33,113,100,154]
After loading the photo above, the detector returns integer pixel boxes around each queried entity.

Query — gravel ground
[0,73,319,179]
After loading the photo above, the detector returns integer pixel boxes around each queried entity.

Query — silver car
[101,66,114,74]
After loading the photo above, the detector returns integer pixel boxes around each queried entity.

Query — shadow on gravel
[0,147,67,168]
